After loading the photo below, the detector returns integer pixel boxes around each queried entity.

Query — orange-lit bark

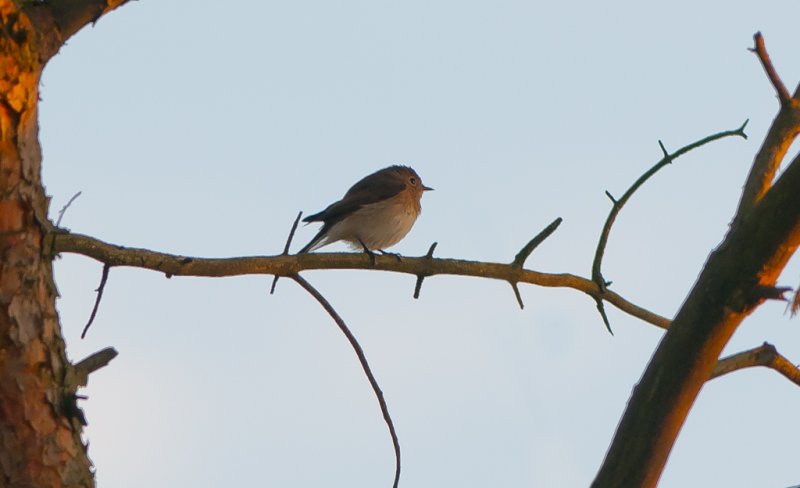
[592,38,800,486]
[0,1,128,486]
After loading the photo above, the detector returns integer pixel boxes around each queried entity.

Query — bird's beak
[423,185,434,191]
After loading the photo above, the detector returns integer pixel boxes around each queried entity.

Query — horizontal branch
[51,231,671,330]
[711,343,800,387]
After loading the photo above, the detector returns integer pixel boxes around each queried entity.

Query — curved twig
[53,231,671,330]
[291,274,401,488]
[592,122,748,292]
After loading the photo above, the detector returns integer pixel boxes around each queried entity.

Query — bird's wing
[303,171,405,224]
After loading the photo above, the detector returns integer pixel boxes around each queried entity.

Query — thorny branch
[52,230,671,330]
[589,122,748,334]
[592,122,749,295]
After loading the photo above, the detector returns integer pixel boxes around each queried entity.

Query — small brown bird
[299,165,433,255]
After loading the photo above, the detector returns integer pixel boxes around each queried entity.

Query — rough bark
[0,2,127,486]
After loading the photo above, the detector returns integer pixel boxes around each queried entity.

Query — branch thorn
[413,242,438,299]
[658,140,670,160]
[595,297,614,335]
[511,217,562,269]
[510,282,524,309]
[270,211,303,295]
[737,118,749,139]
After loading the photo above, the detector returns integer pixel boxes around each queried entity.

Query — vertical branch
[736,33,800,216]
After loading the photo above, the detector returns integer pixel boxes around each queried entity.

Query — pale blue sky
[41,1,800,487]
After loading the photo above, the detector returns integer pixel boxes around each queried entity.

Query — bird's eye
[409,177,417,185]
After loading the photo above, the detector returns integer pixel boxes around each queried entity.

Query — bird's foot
[358,239,378,266]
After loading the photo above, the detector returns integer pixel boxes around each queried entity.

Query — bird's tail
[298,227,328,253]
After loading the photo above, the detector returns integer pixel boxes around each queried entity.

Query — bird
[299,165,433,258]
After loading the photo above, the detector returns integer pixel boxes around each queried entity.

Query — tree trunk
[0,2,127,486]
[592,45,800,486]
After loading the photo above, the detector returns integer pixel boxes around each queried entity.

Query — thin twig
[291,274,401,488]
[270,211,303,295]
[413,242,438,299]
[591,122,748,293]
[711,342,800,387]
[56,191,82,227]
[81,263,111,339]
[750,32,791,105]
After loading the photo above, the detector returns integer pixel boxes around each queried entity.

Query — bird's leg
[377,249,403,262]
[357,238,377,266]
